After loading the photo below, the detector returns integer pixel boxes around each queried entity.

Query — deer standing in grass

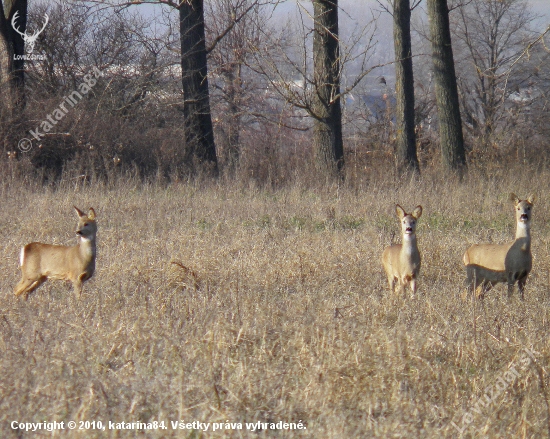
[382,205,423,296]
[463,194,535,300]
[14,207,97,300]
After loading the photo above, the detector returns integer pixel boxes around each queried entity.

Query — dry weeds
[1,166,550,438]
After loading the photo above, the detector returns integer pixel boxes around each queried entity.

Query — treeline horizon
[0,0,548,185]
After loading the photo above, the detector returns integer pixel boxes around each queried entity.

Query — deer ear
[509,193,519,204]
[395,205,406,219]
[74,206,85,217]
[88,208,96,220]
[412,206,423,219]
[527,194,536,204]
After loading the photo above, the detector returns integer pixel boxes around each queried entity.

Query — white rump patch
[20,247,25,267]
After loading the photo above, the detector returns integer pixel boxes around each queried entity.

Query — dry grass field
[1,165,550,438]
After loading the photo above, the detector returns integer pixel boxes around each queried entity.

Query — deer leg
[14,279,33,296]
[72,273,89,298]
[410,278,417,298]
[518,276,528,301]
[507,272,517,299]
[388,275,396,293]
[475,280,489,300]
[464,266,477,301]
[73,278,83,298]
[14,276,46,299]
[397,278,406,296]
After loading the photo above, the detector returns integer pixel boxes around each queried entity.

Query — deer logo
[11,11,49,54]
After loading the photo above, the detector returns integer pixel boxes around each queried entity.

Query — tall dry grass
[1,164,550,438]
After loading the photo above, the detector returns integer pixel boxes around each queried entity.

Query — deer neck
[515,221,531,240]
[78,235,96,261]
[515,221,531,253]
[402,233,417,255]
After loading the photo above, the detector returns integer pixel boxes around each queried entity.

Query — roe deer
[382,205,423,296]
[14,207,97,300]
[463,194,535,300]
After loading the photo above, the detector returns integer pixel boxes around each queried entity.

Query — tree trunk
[180,0,218,174]
[312,0,344,179]
[427,0,466,171]
[393,0,419,173]
[0,0,26,121]
[223,65,241,171]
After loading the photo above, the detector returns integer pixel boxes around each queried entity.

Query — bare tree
[179,0,218,173]
[82,0,239,175]
[206,0,269,170]
[392,0,420,173]
[427,0,466,171]
[250,2,379,179]
[312,0,343,177]
[503,27,550,157]
[453,0,537,144]
[15,2,197,179]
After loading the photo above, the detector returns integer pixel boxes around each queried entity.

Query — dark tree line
[0,0,547,181]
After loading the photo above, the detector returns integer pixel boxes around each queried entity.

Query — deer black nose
[520,214,528,221]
